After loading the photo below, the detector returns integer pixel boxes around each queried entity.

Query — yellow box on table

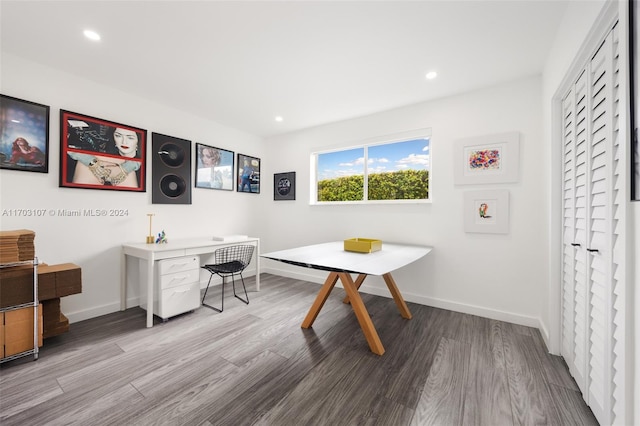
[344,238,382,253]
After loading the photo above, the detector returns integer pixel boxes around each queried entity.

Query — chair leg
[232,273,249,305]
[202,274,223,313]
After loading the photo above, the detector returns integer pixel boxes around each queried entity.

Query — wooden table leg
[301,272,339,328]
[338,272,385,356]
[343,273,367,304]
[382,272,412,319]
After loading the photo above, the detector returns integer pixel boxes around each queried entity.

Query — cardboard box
[35,263,57,300]
[47,263,82,297]
[1,312,4,359]
[43,312,69,339]
[41,298,70,339]
[0,264,34,308]
[0,263,81,308]
[3,304,42,357]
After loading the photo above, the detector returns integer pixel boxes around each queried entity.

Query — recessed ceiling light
[83,30,101,41]
[275,116,283,122]
[425,71,438,80]
[11,119,20,123]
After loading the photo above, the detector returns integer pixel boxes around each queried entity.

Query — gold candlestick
[146,213,155,244]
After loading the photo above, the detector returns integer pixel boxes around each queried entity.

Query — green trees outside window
[314,133,430,203]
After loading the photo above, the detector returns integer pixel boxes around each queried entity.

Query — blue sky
[317,138,430,180]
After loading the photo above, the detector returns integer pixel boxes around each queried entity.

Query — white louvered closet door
[561,69,589,394]
[560,23,625,426]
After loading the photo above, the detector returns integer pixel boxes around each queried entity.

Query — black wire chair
[201,244,254,312]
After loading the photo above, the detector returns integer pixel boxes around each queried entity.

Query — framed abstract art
[454,132,520,185]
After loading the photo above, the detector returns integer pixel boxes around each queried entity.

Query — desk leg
[146,255,154,328]
[339,272,385,356]
[301,272,339,328]
[343,273,367,304]
[255,240,260,291]
[120,252,127,311]
[383,273,412,320]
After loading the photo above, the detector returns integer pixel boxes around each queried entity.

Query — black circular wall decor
[159,174,187,198]
[273,172,296,201]
[151,133,192,204]
[158,143,185,167]
[277,177,291,196]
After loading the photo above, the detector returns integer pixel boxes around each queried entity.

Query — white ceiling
[0,0,569,137]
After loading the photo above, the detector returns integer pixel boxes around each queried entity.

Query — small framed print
[274,172,296,200]
[195,143,234,190]
[0,94,50,173]
[60,110,146,191]
[464,189,509,234]
[237,153,260,193]
[454,132,520,185]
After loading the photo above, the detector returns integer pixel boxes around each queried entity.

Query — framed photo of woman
[195,143,234,190]
[236,153,260,193]
[0,94,50,173]
[60,110,146,191]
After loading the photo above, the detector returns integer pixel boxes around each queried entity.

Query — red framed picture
[60,110,146,191]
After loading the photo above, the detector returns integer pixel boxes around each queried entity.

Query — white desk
[261,241,432,355]
[122,237,260,327]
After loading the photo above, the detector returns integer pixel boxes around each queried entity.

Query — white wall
[0,53,265,322]
[261,76,548,330]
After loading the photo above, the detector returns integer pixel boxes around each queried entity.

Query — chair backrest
[214,244,254,270]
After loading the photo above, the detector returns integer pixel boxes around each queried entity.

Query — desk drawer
[159,268,199,290]
[158,256,200,275]
[158,282,200,319]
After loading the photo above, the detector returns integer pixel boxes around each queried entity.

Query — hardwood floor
[0,274,598,425]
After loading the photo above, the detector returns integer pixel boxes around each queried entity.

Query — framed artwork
[151,133,191,204]
[274,171,296,200]
[631,0,640,200]
[454,132,520,185]
[195,143,234,190]
[237,153,260,193]
[60,110,146,191]
[464,189,510,234]
[0,94,50,173]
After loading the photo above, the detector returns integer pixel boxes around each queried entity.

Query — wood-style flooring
[0,273,598,425]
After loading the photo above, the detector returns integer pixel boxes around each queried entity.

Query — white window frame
[310,128,432,205]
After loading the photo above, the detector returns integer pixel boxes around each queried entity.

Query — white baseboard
[537,317,552,353]
[65,301,123,324]
[65,267,543,338]
[262,266,542,331]
[65,269,259,324]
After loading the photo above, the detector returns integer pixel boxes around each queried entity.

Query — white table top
[261,241,432,276]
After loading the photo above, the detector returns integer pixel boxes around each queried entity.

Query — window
[311,129,431,203]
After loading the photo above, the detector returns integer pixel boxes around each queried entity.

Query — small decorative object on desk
[155,230,168,244]
[344,238,382,253]
[146,213,155,244]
